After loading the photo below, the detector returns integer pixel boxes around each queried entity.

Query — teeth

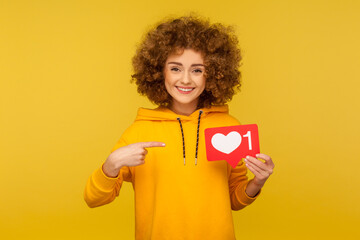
[178,87,193,92]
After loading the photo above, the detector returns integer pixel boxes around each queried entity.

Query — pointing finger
[138,142,166,148]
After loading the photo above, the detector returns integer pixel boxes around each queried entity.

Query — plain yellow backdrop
[1,0,359,239]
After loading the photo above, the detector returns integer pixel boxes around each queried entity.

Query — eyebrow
[167,62,205,67]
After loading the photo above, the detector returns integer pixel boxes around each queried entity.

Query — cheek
[164,72,178,88]
[164,81,171,93]
[198,77,206,91]
[163,71,169,87]
[164,75,174,95]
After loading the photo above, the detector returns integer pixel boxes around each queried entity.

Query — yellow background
[1,0,359,239]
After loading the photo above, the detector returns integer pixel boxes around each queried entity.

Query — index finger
[138,141,166,148]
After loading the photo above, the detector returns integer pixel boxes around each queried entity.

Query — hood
[134,105,229,166]
[135,105,229,122]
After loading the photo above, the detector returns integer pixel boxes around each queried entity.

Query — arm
[84,162,132,208]
[83,125,165,208]
[228,160,261,211]
[83,133,133,208]
[245,178,264,197]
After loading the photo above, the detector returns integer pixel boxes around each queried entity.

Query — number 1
[243,131,252,150]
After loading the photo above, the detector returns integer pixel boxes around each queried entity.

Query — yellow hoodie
[84,105,261,240]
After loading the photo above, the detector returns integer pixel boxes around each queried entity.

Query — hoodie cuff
[239,181,261,205]
[92,164,119,191]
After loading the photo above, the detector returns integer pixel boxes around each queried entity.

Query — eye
[171,67,180,72]
[193,68,203,73]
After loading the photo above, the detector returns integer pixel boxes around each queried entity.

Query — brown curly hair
[131,14,242,108]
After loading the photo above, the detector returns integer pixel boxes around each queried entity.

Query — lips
[176,86,195,94]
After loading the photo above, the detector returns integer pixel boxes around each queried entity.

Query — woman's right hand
[102,142,166,178]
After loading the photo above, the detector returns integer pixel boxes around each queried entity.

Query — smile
[176,86,195,94]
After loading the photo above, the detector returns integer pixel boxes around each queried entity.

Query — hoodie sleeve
[222,115,261,210]
[84,127,134,208]
[228,160,261,210]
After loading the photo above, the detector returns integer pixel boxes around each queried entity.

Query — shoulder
[206,111,241,126]
[120,120,148,141]
[225,113,241,125]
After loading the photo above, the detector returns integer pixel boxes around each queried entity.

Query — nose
[180,71,191,85]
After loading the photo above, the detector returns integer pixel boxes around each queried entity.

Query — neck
[170,101,198,116]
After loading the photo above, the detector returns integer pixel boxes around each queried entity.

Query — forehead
[166,48,204,64]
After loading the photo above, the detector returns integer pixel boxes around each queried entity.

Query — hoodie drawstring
[195,110,203,165]
[176,117,186,165]
[176,110,203,166]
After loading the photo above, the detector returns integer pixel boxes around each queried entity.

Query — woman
[84,15,274,240]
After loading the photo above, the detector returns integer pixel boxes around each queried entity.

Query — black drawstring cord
[177,110,203,166]
[195,110,203,165]
[176,117,186,165]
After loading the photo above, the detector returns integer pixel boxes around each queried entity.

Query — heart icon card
[204,124,260,168]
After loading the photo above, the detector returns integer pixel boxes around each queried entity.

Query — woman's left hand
[244,153,275,186]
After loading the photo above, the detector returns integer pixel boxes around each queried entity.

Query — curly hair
[131,14,242,108]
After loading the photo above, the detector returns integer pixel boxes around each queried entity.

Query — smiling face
[163,48,206,116]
